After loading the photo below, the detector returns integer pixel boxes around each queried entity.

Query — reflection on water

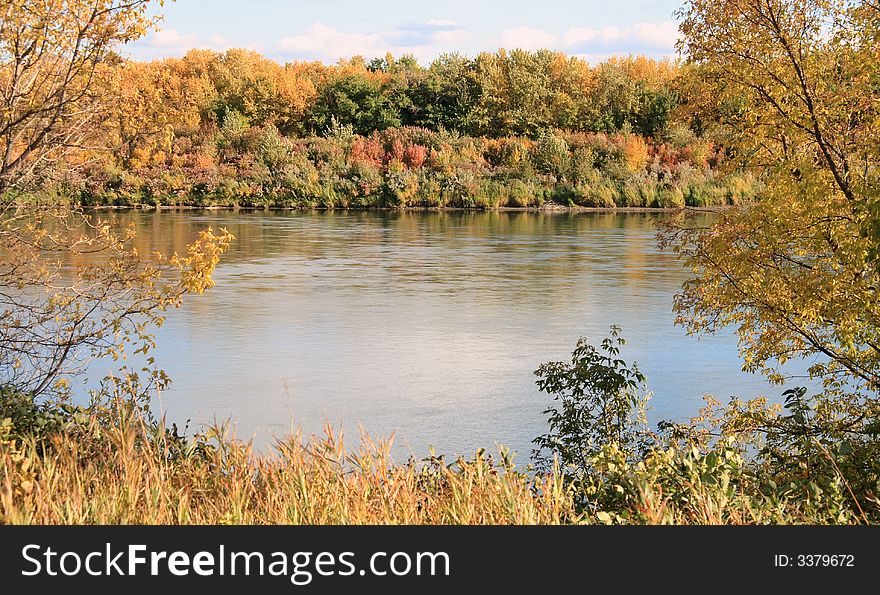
[82,210,789,458]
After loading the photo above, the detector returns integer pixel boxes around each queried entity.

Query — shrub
[438,167,479,207]
[492,138,533,171]
[579,181,617,207]
[655,185,685,208]
[60,123,749,211]
[384,160,420,207]
[660,122,698,149]
[346,160,383,198]
[414,172,443,207]
[0,386,82,444]
[257,126,295,171]
[617,134,650,172]
[569,147,597,185]
[350,135,385,167]
[534,330,879,523]
[506,179,540,207]
[533,327,652,501]
[532,131,571,180]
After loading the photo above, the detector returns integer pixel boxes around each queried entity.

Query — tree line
[10,46,751,209]
[112,49,679,167]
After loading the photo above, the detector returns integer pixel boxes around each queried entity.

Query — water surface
[86,210,791,459]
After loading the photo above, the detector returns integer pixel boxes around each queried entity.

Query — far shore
[28,202,731,214]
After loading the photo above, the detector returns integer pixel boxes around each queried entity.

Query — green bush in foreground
[534,327,880,524]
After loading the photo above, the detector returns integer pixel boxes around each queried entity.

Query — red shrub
[403,144,428,168]
[350,136,385,167]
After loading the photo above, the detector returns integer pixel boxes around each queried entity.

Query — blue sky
[126,0,684,64]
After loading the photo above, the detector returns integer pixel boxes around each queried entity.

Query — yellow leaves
[170,227,235,295]
[620,134,650,172]
[1,1,162,190]
[666,0,880,394]
[2,208,234,397]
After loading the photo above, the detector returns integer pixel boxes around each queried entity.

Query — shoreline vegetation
[18,125,757,210]
[25,203,728,213]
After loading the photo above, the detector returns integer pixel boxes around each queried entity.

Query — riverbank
[23,128,760,210]
[17,201,729,213]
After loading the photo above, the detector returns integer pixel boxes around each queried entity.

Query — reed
[0,412,577,525]
[2,405,871,525]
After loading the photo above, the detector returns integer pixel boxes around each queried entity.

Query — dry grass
[2,406,870,525]
[0,414,579,525]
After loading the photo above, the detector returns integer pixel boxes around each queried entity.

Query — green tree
[533,327,652,480]
[407,54,481,133]
[308,72,402,135]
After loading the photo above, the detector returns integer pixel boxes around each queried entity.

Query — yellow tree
[0,1,236,402]
[667,0,880,395]
[0,216,233,397]
[207,49,317,134]
[0,0,159,192]
[111,52,227,168]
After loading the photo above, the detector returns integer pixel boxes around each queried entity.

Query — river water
[84,210,792,460]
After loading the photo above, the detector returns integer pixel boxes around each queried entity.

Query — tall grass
[0,411,575,525]
[1,402,872,525]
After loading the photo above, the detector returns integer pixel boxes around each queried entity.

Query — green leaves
[533,327,653,509]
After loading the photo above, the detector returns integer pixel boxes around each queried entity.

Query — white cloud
[417,27,469,49]
[277,21,469,62]
[491,20,680,57]
[122,19,679,64]
[125,28,245,59]
[278,23,383,59]
[425,19,458,27]
[630,21,680,48]
[563,20,680,54]
[149,28,198,49]
[496,27,558,51]
[563,26,624,46]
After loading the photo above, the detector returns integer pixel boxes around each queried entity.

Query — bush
[615,181,645,207]
[533,330,880,523]
[655,185,685,208]
[346,159,383,199]
[414,172,443,207]
[534,327,652,489]
[257,126,295,171]
[616,134,650,172]
[531,131,571,180]
[383,160,420,207]
[569,147,597,185]
[438,167,479,207]
[0,386,81,444]
[581,181,617,207]
[505,179,541,207]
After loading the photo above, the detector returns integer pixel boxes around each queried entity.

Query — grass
[0,409,576,525]
[2,399,874,525]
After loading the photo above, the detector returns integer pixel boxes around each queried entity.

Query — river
[82,209,795,460]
